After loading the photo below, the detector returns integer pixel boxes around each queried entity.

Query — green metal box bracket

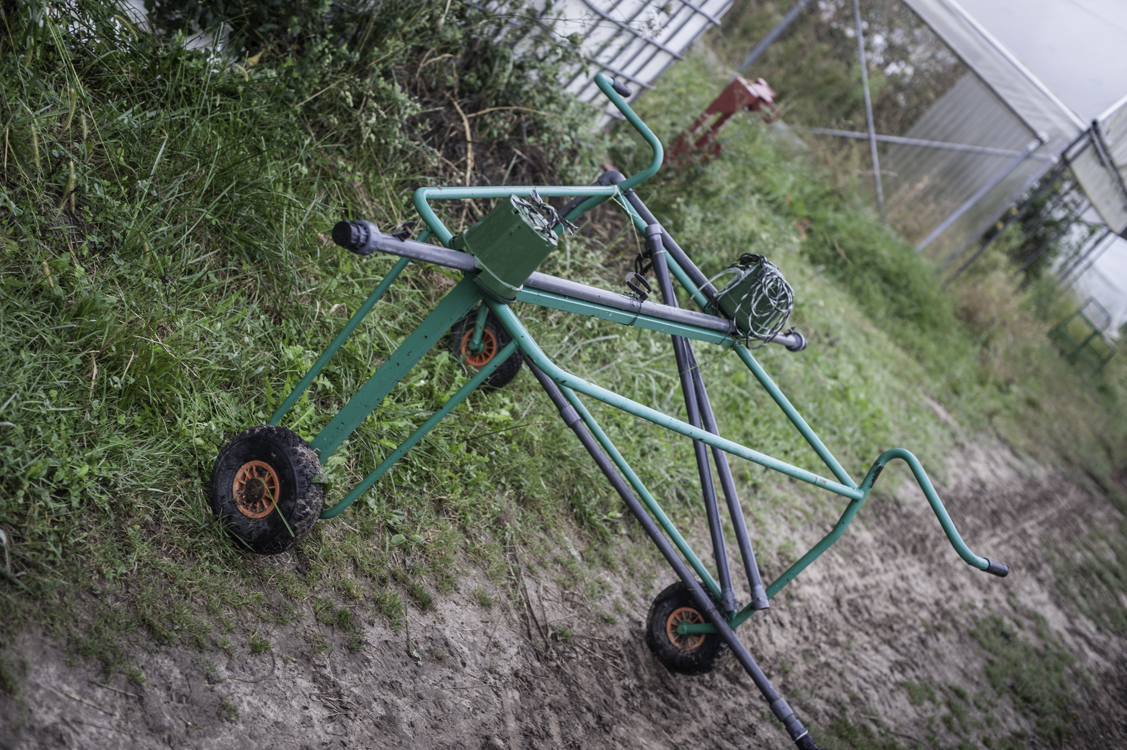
[453,194,558,302]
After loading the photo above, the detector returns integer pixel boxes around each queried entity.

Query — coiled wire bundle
[710,253,795,347]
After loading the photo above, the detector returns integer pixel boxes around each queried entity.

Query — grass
[971,614,1077,745]
[0,1,1125,745]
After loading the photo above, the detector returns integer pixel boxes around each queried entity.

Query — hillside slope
[2,2,1126,748]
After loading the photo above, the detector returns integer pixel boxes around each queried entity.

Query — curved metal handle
[858,448,1010,577]
[591,73,663,192]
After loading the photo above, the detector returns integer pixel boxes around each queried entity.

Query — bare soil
[2,436,1126,749]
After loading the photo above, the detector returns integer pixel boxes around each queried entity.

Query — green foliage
[972,615,1076,745]
[712,1,965,138]
[901,680,937,706]
[0,0,595,659]
[819,717,906,750]
[0,657,19,697]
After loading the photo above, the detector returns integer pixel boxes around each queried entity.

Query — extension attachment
[332,220,375,255]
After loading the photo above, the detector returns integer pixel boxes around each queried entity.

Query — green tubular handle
[858,448,1009,577]
[564,73,665,222]
[411,73,666,243]
[413,185,619,247]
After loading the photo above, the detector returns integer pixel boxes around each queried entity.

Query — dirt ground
[2,433,1126,750]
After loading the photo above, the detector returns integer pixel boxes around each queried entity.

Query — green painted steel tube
[468,303,489,354]
[271,256,411,426]
[561,388,722,600]
[513,287,735,346]
[319,339,517,519]
[659,251,858,489]
[485,301,862,500]
[681,447,1003,635]
[732,345,857,489]
[563,73,664,221]
[413,186,619,247]
[310,277,483,460]
[657,248,857,489]
[662,253,712,311]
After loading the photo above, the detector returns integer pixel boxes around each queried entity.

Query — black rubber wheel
[209,425,323,555]
[644,581,724,675]
[448,308,522,389]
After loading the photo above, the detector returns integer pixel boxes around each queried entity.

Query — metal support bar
[579,0,685,60]
[1061,229,1116,285]
[492,302,861,498]
[271,256,410,425]
[647,225,738,612]
[852,0,884,219]
[942,168,1071,283]
[916,139,1041,252]
[1092,119,1127,217]
[310,277,482,460]
[1010,200,1093,281]
[319,339,517,519]
[525,360,818,749]
[939,129,1092,277]
[650,236,770,612]
[798,126,1056,161]
[564,387,723,600]
[468,303,490,354]
[731,343,857,488]
[738,0,814,73]
[1006,189,1086,257]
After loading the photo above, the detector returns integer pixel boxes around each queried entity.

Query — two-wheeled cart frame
[209,74,1009,749]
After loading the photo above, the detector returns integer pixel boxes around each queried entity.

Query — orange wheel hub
[460,328,498,368]
[666,606,706,652]
[233,460,280,519]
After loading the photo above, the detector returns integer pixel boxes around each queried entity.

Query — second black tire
[448,309,522,389]
[644,580,724,675]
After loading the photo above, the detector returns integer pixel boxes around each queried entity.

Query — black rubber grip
[984,559,1009,577]
[785,331,807,352]
[611,79,632,98]
[331,220,374,255]
[795,734,821,750]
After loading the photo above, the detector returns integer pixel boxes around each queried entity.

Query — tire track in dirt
[2,438,1126,748]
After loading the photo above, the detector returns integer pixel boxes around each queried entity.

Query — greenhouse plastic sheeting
[881,72,1053,255]
[889,0,1084,256]
[1085,95,1127,234]
[531,0,735,116]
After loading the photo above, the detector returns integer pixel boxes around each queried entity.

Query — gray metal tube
[852,0,884,219]
[798,126,1056,160]
[738,0,815,73]
[916,140,1041,252]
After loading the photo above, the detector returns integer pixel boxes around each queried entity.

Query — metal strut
[525,359,820,750]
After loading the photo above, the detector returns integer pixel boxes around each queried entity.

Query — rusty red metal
[665,77,779,168]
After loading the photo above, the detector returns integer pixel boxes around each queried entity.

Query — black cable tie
[391,220,416,241]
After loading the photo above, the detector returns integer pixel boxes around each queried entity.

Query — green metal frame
[1048,298,1117,378]
[266,72,1001,644]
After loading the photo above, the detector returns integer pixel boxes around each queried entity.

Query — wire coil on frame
[711,253,795,347]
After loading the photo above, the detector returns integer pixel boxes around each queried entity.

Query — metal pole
[1010,202,1092,281]
[738,0,814,73]
[1055,221,1105,277]
[1060,229,1115,285]
[942,129,1093,273]
[916,139,1040,252]
[797,126,1055,160]
[943,164,1072,284]
[1092,119,1127,215]
[852,0,884,219]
